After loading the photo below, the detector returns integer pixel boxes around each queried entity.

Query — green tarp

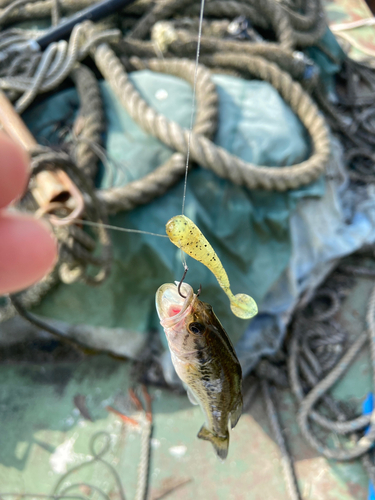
[24,70,323,350]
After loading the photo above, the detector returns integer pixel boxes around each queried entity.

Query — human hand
[0,132,57,295]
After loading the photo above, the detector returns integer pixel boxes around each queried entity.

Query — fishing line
[43,1,206,273]
[179,0,206,273]
[181,0,206,218]
[70,219,168,238]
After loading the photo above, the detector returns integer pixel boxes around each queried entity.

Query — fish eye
[188,322,205,335]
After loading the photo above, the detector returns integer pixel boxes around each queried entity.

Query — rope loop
[93,42,330,198]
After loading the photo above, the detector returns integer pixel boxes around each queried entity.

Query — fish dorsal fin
[198,425,229,460]
[230,397,243,429]
[186,386,199,406]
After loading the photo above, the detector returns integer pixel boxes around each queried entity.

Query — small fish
[166,215,257,319]
[156,281,243,459]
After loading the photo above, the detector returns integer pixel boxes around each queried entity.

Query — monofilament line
[181,0,206,216]
[70,219,168,238]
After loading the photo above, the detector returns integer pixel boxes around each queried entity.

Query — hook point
[178,267,188,298]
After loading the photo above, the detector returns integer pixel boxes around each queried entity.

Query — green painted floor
[0,270,373,500]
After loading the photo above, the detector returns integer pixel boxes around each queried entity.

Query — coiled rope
[70,63,105,178]
[262,380,302,500]
[92,40,330,193]
[292,284,375,461]
[95,56,219,212]
[0,21,120,112]
[148,24,310,81]
[245,267,375,497]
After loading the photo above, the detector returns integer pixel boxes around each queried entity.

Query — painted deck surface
[0,274,373,499]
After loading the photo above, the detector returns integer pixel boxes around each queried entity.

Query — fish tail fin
[197,425,229,460]
[231,397,243,429]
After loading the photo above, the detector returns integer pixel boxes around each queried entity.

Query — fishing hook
[178,267,188,298]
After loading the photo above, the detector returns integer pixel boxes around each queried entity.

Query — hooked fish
[156,281,243,459]
[166,215,257,320]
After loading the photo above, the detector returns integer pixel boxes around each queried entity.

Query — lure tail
[197,425,229,460]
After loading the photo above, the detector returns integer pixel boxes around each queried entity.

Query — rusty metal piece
[129,385,153,423]
[107,386,153,426]
[0,89,84,226]
[141,384,153,423]
[32,169,85,227]
[106,405,140,427]
[129,387,145,412]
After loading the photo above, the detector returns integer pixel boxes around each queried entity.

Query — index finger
[0,132,30,209]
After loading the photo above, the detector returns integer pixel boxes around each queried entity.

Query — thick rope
[251,266,375,490]
[256,359,289,387]
[288,323,370,435]
[188,1,264,29]
[186,0,294,51]
[0,0,328,51]
[51,0,60,26]
[176,0,327,48]
[0,0,154,24]
[127,0,294,51]
[134,416,152,500]
[0,0,31,25]
[292,284,375,460]
[93,42,330,192]
[0,21,120,112]
[150,25,309,82]
[127,0,193,40]
[95,57,219,212]
[282,0,321,31]
[261,380,302,500]
[71,63,105,178]
[280,0,328,47]
[253,0,295,51]
[0,0,92,24]
[362,453,375,489]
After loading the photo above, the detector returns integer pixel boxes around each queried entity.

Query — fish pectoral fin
[197,425,229,460]
[230,397,243,429]
[184,386,199,406]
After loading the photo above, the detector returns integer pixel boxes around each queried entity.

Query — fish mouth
[155,282,195,328]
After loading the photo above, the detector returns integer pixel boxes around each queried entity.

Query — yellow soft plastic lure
[166,215,258,319]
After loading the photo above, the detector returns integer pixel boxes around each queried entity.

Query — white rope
[330,17,375,32]
[0,21,121,113]
[134,417,152,500]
